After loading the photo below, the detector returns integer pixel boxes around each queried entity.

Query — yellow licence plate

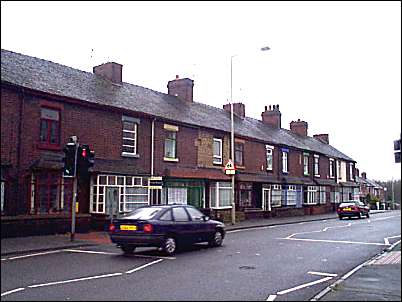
[120,225,137,231]
[343,208,352,211]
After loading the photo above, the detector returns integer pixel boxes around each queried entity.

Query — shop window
[210,182,232,209]
[271,185,282,207]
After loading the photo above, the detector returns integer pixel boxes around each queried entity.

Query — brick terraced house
[1,49,360,237]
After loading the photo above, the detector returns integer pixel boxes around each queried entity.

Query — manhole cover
[239,265,256,270]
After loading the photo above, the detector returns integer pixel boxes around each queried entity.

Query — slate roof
[1,49,354,162]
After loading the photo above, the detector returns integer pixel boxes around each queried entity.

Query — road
[1,211,400,301]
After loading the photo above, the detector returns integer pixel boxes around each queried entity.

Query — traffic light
[63,143,77,177]
[77,144,95,178]
[394,137,401,164]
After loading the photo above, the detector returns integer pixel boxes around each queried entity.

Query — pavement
[1,210,400,301]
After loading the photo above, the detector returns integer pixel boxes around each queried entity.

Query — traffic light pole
[71,142,79,242]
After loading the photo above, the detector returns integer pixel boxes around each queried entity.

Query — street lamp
[230,46,270,225]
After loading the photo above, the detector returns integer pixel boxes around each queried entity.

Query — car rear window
[124,207,163,220]
[339,202,355,207]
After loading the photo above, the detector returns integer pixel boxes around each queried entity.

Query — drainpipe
[16,88,25,214]
[151,118,155,176]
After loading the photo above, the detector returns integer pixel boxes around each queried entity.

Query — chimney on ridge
[261,104,282,128]
[223,102,245,118]
[313,134,329,144]
[361,172,367,179]
[167,75,194,103]
[93,62,123,84]
[290,119,308,136]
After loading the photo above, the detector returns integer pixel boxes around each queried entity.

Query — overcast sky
[2,1,401,181]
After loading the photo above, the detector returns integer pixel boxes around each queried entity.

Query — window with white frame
[305,186,318,204]
[271,185,282,207]
[286,185,297,206]
[213,138,223,164]
[266,145,274,171]
[329,158,335,178]
[210,182,232,208]
[319,186,327,204]
[164,131,177,159]
[282,150,288,173]
[303,153,309,175]
[314,155,320,176]
[349,163,354,181]
[92,175,149,214]
[122,116,139,155]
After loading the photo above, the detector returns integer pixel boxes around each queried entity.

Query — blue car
[108,204,225,255]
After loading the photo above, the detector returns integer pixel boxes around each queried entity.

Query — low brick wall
[1,214,91,238]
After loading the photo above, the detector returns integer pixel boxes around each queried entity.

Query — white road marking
[384,235,401,245]
[266,294,277,301]
[1,288,25,297]
[28,273,123,288]
[308,271,338,277]
[372,215,400,221]
[127,254,176,260]
[277,277,333,295]
[2,250,63,261]
[63,249,118,255]
[282,237,389,246]
[125,259,164,274]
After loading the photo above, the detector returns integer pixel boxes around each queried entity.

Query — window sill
[314,175,320,178]
[122,153,140,158]
[164,157,179,162]
[211,206,232,210]
[38,144,61,151]
[236,165,245,170]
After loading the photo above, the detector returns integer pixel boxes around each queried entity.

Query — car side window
[186,207,204,221]
[159,209,173,221]
[172,207,190,222]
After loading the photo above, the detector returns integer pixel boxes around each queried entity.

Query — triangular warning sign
[224,159,235,170]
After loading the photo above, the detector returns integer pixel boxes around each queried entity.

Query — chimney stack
[290,119,308,136]
[167,75,194,103]
[93,62,123,84]
[261,104,281,128]
[223,102,245,118]
[313,134,329,144]
[361,172,367,179]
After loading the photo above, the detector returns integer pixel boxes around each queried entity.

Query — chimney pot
[265,105,267,111]
[277,104,279,110]
[176,75,179,79]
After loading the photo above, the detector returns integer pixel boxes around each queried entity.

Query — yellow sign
[75,202,79,213]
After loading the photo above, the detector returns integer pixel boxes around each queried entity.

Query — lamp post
[230,46,270,225]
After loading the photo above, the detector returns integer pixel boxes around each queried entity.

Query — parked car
[337,201,370,219]
[108,204,225,255]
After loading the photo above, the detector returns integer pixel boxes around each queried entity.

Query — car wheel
[121,245,136,254]
[162,236,177,256]
[357,212,362,219]
[366,212,370,218]
[338,216,343,220]
[209,230,224,247]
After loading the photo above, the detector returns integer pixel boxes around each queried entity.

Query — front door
[106,187,119,218]
[262,188,271,211]
[150,188,162,205]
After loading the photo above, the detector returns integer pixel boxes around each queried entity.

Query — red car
[337,201,370,220]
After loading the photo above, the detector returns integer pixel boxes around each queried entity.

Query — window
[122,116,139,155]
[235,142,244,166]
[213,138,223,164]
[349,163,354,181]
[39,107,60,147]
[92,175,149,214]
[265,145,274,171]
[286,185,297,206]
[314,155,320,177]
[159,210,173,221]
[33,171,73,214]
[271,185,282,207]
[303,153,309,175]
[164,131,177,159]
[329,158,335,178]
[186,207,204,221]
[319,186,327,204]
[305,186,318,204]
[282,150,288,173]
[167,187,187,205]
[210,182,232,208]
[337,160,342,180]
[172,207,190,221]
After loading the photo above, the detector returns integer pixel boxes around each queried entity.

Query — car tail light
[109,224,116,232]
[351,206,358,211]
[143,224,153,233]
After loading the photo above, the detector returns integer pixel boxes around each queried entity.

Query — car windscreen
[123,207,163,220]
